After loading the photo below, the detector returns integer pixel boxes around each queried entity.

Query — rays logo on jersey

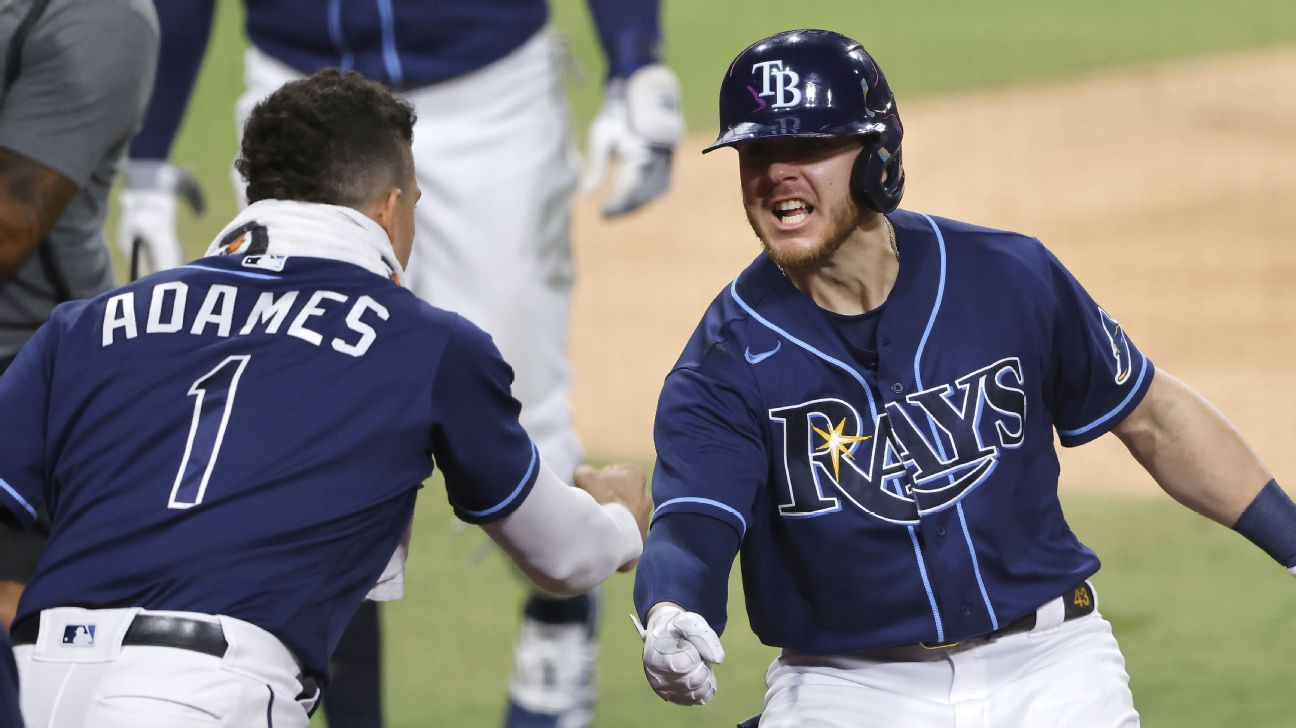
[1098,308,1133,385]
[769,358,1027,525]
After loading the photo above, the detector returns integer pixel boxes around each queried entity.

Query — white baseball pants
[237,29,584,480]
[760,610,1140,727]
[15,607,315,727]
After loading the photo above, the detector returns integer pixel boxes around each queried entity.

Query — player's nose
[764,159,801,184]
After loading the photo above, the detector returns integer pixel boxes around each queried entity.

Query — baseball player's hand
[573,463,651,570]
[581,64,684,218]
[640,603,725,705]
[117,160,206,279]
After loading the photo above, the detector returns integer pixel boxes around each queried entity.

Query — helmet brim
[702,120,887,154]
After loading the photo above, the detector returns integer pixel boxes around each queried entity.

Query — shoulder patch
[1098,308,1133,385]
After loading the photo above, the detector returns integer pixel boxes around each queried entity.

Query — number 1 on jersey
[168,355,251,510]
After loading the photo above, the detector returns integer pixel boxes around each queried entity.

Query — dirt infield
[567,48,1296,495]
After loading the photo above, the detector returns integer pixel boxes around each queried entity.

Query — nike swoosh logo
[744,341,782,364]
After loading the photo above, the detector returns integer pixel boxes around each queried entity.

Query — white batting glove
[581,64,684,218]
[639,604,725,705]
[117,160,206,279]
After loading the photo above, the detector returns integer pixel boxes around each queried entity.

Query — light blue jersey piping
[653,497,748,537]
[730,275,946,640]
[374,0,404,86]
[1056,353,1149,439]
[458,443,538,519]
[181,264,281,281]
[0,478,37,520]
[327,0,356,71]
[915,213,999,631]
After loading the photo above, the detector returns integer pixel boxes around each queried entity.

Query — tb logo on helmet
[751,60,802,109]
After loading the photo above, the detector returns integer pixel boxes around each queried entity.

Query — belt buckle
[919,640,961,650]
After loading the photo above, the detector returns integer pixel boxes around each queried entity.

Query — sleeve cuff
[450,444,541,525]
[1057,357,1156,447]
[651,497,747,539]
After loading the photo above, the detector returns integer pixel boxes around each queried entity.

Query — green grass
[553,0,1296,136]
[313,486,1296,727]
[144,0,1296,265]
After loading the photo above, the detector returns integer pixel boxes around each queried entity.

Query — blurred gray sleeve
[0,0,159,184]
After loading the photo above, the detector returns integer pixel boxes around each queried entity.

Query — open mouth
[773,199,813,226]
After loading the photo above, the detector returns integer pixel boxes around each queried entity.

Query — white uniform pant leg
[233,47,306,208]
[986,611,1139,727]
[400,29,583,479]
[15,608,309,728]
[761,612,1139,728]
[236,33,583,479]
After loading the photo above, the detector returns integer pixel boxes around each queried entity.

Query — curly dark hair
[236,69,416,208]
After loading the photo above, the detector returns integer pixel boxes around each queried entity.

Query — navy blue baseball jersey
[635,209,1154,652]
[0,245,539,678]
[0,629,18,728]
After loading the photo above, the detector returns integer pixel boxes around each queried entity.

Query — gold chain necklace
[884,216,899,260]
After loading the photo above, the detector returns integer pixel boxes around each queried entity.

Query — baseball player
[632,29,1296,726]
[0,0,158,637]
[118,2,682,725]
[0,69,650,728]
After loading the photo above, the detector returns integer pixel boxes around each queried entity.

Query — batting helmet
[705,29,905,214]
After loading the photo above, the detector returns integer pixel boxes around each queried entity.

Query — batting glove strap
[641,605,725,706]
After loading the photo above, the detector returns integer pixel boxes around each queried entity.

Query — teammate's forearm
[128,0,216,160]
[1114,370,1272,526]
[633,512,740,633]
[0,150,79,278]
[586,0,661,79]
[483,458,641,597]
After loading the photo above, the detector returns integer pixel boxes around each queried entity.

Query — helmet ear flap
[849,140,905,214]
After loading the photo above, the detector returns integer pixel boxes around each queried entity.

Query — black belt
[11,613,228,658]
[919,580,1097,650]
[11,612,322,704]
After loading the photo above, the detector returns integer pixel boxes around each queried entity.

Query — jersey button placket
[891,382,904,394]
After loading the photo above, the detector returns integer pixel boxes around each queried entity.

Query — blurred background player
[632,29,1296,725]
[117,3,682,726]
[0,68,651,728]
[0,0,158,652]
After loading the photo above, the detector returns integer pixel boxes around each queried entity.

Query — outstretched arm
[483,460,647,597]
[1113,369,1296,571]
[1113,369,1271,525]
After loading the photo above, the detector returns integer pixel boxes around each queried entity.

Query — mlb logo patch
[242,254,286,272]
[61,624,95,647]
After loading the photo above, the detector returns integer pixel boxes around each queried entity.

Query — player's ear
[364,187,403,245]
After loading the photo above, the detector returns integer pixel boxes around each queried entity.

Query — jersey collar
[204,200,405,284]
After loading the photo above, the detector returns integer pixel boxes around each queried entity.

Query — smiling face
[738,136,866,271]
